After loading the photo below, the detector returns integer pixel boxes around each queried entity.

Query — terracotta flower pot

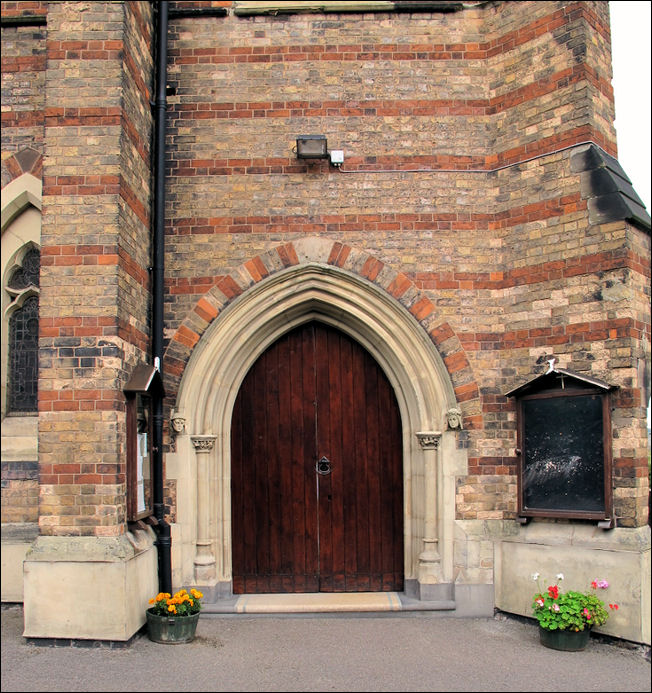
[539,626,591,651]
[146,609,200,644]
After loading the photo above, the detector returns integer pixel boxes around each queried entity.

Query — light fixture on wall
[296,135,328,159]
[295,135,344,167]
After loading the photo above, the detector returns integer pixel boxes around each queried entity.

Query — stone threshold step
[201,592,457,614]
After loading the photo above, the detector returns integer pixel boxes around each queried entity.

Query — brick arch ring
[166,237,480,592]
[166,237,479,426]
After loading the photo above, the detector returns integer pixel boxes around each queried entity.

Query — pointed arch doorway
[173,252,464,603]
[231,321,404,593]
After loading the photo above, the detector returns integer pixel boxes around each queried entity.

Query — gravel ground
[1,605,650,692]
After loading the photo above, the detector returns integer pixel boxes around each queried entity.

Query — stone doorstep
[202,592,457,615]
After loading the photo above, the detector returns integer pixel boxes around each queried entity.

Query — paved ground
[1,604,649,692]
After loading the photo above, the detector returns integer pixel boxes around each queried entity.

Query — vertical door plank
[351,340,371,591]
[253,350,270,581]
[338,335,357,591]
[266,344,282,586]
[289,326,307,589]
[364,351,382,591]
[314,323,333,591]
[328,330,347,591]
[301,325,319,586]
[276,335,293,581]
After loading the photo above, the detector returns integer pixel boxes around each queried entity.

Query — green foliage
[531,574,618,632]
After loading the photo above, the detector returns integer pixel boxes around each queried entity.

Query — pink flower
[582,608,592,620]
[551,603,560,612]
[535,597,545,607]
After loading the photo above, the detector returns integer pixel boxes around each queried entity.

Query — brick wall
[160,0,648,528]
[1,1,47,523]
[0,2,47,188]
[32,0,154,536]
[1,0,649,534]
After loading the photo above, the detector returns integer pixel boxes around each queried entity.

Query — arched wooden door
[231,321,404,593]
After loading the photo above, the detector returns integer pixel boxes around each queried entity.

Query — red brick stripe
[459,317,647,353]
[39,316,116,338]
[166,198,575,239]
[42,173,149,226]
[46,39,123,61]
[123,43,152,106]
[0,55,46,73]
[127,1,152,48]
[38,316,148,350]
[42,245,148,284]
[44,107,122,126]
[119,179,150,226]
[38,387,124,413]
[167,126,615,175]
[166,276,223,294]
[41,107,150,168]
[0,3,48,20]
[1,110,45,128]
[417,249,644,291]
[42,173,120,196]
[170,64,612,122]
[466,457,516,476]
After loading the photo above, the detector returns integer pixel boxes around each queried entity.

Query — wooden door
[231,321,403,593]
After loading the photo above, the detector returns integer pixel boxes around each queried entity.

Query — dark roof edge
[570,144,651,232]
[124,363,165,396]
[505,365,616,398]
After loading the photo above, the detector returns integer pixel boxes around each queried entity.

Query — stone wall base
[494,524,651,645]
[1,523,39,602]
[23,530,158,641]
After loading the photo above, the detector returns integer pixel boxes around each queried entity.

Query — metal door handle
[316,456,331,475]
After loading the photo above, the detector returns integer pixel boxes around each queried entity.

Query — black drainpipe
[151,0,171,594]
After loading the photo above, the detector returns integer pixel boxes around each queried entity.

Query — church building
[1,0,650,645]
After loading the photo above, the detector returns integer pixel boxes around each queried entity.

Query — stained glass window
[7,248,40,413]
[8,247,40,290]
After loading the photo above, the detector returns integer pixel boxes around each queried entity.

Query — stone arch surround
[166,237,480,601]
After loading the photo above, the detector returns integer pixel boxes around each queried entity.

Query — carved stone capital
[191,435,216,452]
[416,431,442,450]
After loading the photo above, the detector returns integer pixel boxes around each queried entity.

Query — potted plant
[146,588,204,644]
[531,573,619,651]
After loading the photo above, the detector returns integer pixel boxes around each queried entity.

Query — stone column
[416,431,443,584]
[191,435,217,582]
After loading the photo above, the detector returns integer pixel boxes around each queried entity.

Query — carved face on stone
[446,408,463,430]
[170,411,186,434]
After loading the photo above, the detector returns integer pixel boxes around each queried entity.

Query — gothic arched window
[6,246,40,413]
